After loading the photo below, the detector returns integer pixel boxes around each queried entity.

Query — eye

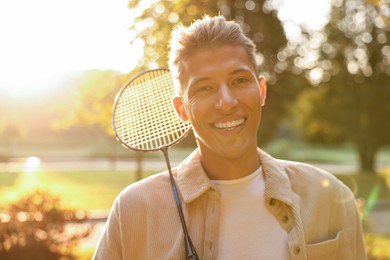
[195,85,213,93]
[232,77,250,85]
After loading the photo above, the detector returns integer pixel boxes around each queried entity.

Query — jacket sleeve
[349,194,367,259]
[92,198,123,260]
[339,183,367,260]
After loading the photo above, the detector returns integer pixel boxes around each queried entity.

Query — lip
[212,118,246,131]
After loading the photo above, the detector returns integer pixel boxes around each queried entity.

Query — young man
[93,16,366,259]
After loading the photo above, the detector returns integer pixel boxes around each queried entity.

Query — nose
[215,84,238,110]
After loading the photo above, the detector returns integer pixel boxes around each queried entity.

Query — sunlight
[275,0,331,40]
[25,156,41,170]
[0,0,140,99]
[321,178,330,188]
[18,157,42,191]
[0,157,44,203]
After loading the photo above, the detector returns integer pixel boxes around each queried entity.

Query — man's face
[173,44,266,160]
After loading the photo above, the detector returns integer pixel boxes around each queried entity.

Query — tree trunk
[136,152,143,181]
[357,141,377,173]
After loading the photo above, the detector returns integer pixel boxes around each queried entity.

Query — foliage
[52,70,130,135]
[378,166,390,188]
[365,233,390,260]
[287,0,390,172]
[127,0,305,145]
[0,190,92,259]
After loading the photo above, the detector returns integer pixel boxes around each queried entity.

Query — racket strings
[114,70,191,151]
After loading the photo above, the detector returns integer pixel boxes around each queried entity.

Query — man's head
[169,16,267,163]
[169,15,257,96]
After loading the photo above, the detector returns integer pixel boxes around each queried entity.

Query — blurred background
[0,0,389,259]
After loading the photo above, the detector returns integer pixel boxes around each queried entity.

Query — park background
[1,0,390,259]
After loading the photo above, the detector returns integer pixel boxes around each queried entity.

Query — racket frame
[112,68,192,152]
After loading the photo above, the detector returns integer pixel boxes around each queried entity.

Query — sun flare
[0,0,139,99]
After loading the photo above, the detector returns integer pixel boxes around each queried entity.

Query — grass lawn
[264,140,390,165]
[0,169,157,210]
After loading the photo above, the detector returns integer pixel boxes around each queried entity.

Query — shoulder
[277,159,353,200]
[258,147,352,198]
[113,171,173,213]
[259,149,343,190]
[278,159,337,182]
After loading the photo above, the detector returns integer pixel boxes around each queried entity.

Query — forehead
[180,44,256,88]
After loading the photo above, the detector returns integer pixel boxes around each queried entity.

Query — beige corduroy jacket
[93,148,367,260]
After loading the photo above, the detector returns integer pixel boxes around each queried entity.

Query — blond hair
[168,15,257,95]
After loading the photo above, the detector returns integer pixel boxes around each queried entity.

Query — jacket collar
[176,148,294,206]
[258,148,294,206]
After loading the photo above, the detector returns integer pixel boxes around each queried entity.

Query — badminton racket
[112,68,198,260]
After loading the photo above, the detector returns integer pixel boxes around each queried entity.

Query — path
[0,158,361,174]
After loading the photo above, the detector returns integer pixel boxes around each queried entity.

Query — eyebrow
[189,77,210,88]
[229,68,254,76]
[189,68,254,88]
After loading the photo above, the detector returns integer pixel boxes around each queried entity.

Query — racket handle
[161,146,199,260]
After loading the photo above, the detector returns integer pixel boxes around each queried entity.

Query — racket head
[112,68,192,152]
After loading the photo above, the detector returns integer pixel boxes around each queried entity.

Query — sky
[0,0,138,98]
[0,0,330,99]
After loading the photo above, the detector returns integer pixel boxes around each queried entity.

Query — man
[93,15,366,259]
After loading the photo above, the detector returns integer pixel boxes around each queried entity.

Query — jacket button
[282,215,289,223]
[269,199,276,206]
[294,246,301,254]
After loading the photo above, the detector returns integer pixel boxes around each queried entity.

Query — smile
[213,118,246,131]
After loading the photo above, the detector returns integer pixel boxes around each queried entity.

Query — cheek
[240,90,261,107]
[185,99,207,123]
[186,103,199,121]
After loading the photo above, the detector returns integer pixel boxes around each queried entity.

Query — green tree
[287,0,390,172]
[52,70,129,135]
[128,0,304,145]
[51,70,143,176]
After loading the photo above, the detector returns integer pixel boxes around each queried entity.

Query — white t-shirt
[211,167,290,260]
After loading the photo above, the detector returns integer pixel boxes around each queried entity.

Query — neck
[199,148,260,180]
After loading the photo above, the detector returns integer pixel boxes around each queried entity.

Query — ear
[258,76,267,106]
[173,96,189,121]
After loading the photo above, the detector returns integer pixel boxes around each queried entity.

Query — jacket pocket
[306,229,344,259]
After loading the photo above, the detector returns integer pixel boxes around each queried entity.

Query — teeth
[214,118,245,130]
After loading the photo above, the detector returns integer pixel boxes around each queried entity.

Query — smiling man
[173,43,265,180]
[93,16,367,260]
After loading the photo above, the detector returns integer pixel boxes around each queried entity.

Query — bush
[0,190,92,259]
[365,233,390,260]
